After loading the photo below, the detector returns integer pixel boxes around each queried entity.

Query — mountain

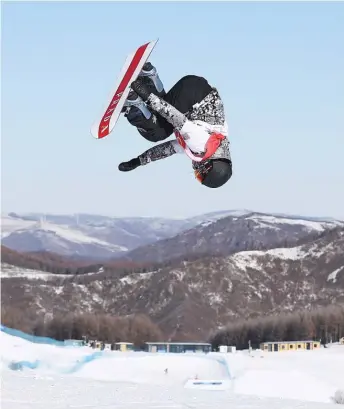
[1,211,249,260]
[123,212,344,263]
[1,212,234,260]
[2,227,343,341]
[2,210,343,262]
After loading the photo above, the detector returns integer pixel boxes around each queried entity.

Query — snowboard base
[91,39,158,139]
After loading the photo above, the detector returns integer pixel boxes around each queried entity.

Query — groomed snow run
[1,331,344,409]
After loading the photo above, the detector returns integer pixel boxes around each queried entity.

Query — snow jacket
[137,89,231,170]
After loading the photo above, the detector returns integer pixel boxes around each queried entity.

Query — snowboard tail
[91,39,158,139]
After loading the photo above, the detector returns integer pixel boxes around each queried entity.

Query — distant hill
[123,211,344,263]
[2,226,343,340]
[1,211,243,260]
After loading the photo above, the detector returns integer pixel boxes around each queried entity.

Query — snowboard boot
[123,86,161,140]
[122,62,165,126]
[139,62,166,97]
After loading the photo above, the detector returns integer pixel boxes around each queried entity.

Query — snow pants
[125,75,212,143]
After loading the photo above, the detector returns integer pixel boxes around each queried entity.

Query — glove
[118,157,141,172]
[131,77,152,102]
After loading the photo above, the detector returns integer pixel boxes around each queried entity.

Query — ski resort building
[114,342,134,352]
[260,340,321,352]
[145,342,211,353]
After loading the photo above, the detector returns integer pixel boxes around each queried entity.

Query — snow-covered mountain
[123,211,344,263]
[1,211,343,261]
[1,219,127,260]
[1,212,218,259]
[0,210,259,259]
[2,227,343,341]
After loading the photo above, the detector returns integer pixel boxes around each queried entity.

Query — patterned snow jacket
[137,89,231,171]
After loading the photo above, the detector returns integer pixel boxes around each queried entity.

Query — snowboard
[91,39,158,139]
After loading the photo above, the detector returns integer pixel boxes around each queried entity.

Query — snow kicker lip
[7,352,105,374]
[8,360,40,371]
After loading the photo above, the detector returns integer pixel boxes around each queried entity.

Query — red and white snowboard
[91,39,158,139]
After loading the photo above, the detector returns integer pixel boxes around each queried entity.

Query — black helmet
[194,159,232,188]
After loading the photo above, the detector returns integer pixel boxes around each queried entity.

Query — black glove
[131,77,152,102]
[118,157,141,172]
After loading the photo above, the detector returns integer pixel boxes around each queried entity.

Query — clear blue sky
[2,1,344,219]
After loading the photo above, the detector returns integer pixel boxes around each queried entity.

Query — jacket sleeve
[147,94,187,131]
[138,140,184,166]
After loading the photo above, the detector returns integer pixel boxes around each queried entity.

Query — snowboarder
[119,63,232,188]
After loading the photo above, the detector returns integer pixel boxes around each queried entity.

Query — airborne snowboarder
[119,63,232,188]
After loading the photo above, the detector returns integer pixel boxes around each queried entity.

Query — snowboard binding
[122,62,165,119]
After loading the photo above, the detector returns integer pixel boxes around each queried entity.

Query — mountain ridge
[2,210,342,263]
[122,211,344,263]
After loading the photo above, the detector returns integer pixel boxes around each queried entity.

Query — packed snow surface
[1,331,344,409]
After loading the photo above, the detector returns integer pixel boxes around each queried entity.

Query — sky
[1,1,344,219]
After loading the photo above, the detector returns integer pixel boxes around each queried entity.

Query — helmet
[194,159,232,188]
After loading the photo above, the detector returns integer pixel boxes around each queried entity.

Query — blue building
[145,342,211,353]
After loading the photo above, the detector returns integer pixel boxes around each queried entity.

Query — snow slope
[0,331,92,372]
[1,216,38,238]
[1,263,103,280]
[227,348,344,404]
[1,331,344,408]
[0,263,75,280]
[0,331,228,384]
[1,215,121,247]
[246,214,344,231]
